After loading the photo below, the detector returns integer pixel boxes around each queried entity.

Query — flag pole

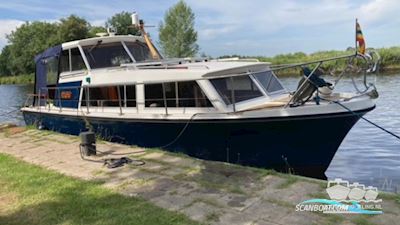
[355,18,358,55]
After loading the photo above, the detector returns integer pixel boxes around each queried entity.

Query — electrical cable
[79,144,146,167]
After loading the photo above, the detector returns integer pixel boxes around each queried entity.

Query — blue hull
[23,107,374,179]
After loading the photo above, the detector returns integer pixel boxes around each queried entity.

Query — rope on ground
[333,101,400,141]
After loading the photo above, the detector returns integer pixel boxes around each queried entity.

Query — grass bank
[0,74,33,85]
[228,47,400,76]
[0,153,198,225]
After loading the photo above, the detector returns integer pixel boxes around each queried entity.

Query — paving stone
[217,211,258,225]
[278,211,322,225]
[241,198,293,224]
[1,129,399,225]
[151,193,194,211]
[180,201,223,223]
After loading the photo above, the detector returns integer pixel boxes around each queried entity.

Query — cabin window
[145,81,212,108]
[83,42,132,69]
[43,56,59,99]
[45,57,58,85]
[253,71,285,94]
[125,85,136,107]
[125,41,152,62]
[60,48,86,73]
[60,50,70,73]
[210,75,263,105]
[145,83,175,107]
[81,85,136,107]
[71,48,86,71]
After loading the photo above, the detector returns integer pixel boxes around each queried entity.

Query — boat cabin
[33,35,288,116]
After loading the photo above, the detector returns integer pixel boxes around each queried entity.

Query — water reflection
[280,74,400,193]
[0,84,32,125]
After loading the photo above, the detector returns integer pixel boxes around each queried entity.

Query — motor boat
[21,14,380,179]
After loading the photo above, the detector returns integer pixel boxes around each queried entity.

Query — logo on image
[296,178,383,214]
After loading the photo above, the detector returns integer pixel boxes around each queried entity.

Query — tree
[106,12,139,35]
[159,0,199,58]
[0,46,11,76]
[7,21,59,75]
[89,26,107,37]
[57,15,91,42]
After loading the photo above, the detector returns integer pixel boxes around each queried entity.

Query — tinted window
[178,81,212,107]
[83,42,132,69]
[210,76,263,105]
[125,85,136,107]
[59,48,86,73]
[60,50,69,73]
[45,57,58,85]
[145,81,212,108]
[71,48,86,71]
[254,71,284,94]
[82,86,123,107]
[145,83,176,107]
[126,41,152,62]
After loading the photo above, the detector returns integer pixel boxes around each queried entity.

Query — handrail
[28,84,216,116]
[25,52,379,116]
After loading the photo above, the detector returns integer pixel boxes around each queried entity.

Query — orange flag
[356,20,366,55]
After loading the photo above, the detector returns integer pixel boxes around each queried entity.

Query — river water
[0,75,399,192]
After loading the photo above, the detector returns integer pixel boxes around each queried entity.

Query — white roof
[77,61,271,86]
[61,35,145,49]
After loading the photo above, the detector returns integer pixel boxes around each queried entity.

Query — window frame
[251,70,286,96]
[81,41,134,70]
[143,80,214,109]
[79,83,137,109]
[124,41,153,63]
[209,75,267,106]
[59,47,88,77]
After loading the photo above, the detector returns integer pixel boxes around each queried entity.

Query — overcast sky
[0,0,399,57]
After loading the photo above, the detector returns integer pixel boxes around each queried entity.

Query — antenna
[130,12,160,60]
[131,12,140,27]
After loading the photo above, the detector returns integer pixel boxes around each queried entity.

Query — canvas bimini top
[34,45,62,96]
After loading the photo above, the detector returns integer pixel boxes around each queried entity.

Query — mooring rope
[333,100,400,141]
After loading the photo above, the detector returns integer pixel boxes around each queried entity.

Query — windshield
[210,75,264,105]
[82,42,133,69]
[125,41,153,62]
[253,71,285,94]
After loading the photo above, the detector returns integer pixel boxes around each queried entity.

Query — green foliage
[57,15,90,42]
[1,15,95,77]
[159,0,199,58]
[0,153,198,225]
[6,21,59,75]
[89,26,107,37]
[0,74,33,84]
[377,46,400,68]
[222,49,396,76]
[0,45,11,76]
[106,11,139,35]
